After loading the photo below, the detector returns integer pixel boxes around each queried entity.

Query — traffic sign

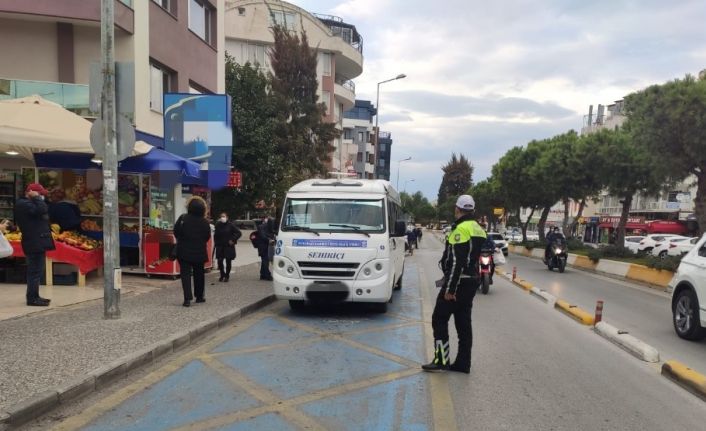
[90,114,135,161]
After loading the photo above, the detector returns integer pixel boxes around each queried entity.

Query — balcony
[334,81,355,111]
[0,78,91,117]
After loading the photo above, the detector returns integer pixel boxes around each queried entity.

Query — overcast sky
[290,0,706,201]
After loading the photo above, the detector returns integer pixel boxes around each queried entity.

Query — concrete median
[529,286,557,307]
[661,360,706,401]
[594,322,659,363]
[554,299,595,325]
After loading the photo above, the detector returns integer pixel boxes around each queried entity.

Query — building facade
[224,0,363,171]
[0,0,226,139]
[376,131,393,181]
[341,100,375,179]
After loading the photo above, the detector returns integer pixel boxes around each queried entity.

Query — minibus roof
[287,179,400,201]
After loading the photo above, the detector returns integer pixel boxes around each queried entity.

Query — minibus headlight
[358,260,386,280]
[287,266,295,274]
[364,267,372,276]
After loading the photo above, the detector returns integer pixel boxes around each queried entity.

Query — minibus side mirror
[394,221,407,237]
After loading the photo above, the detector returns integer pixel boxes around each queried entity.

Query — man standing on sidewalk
[257,214,275,280]
[15,183,56,306]
[423,195,486,373]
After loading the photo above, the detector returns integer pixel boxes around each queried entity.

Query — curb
[554,299,595,325]
[529,286,557,307]
[513,278,533,291]
[0,295,276,429]
[661,360,706,401]
[594,322,660,363]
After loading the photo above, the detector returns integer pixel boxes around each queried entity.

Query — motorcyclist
[545,227,565,261]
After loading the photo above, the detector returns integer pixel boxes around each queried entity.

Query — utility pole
[101,0,120,319]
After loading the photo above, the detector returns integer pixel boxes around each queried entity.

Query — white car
[651,236,690,258]
[667,237,700,256]
[623,236,645,254]
[526,231,540,241]
[668,233,706,340]
[487,232,509,256]
[637,234,680,253]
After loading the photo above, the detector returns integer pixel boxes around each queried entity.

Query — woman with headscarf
[213,211,241,282]
[174,196,211,307]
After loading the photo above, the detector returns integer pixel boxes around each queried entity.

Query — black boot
[422,340,450,372]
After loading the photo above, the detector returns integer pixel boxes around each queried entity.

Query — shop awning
[33,145,200,178]
[0,95,150,160]
[646,220,688,235]
[598,222,647,230]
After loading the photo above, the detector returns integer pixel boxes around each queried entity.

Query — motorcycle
[478,248,494,294]
[544,240,567,273]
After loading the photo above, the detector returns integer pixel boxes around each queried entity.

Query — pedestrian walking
[257,214,275,280]
[416,227,423,244]
[174,196,211,307]
[214,212,241,282]
[423,195,487,373]
[14,183,55,306]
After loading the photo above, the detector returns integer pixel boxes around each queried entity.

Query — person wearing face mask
[14,183,56,306]
[213,212,242,282]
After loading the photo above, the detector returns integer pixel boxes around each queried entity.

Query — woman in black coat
[174,197,211,307]
[213,212,241,282]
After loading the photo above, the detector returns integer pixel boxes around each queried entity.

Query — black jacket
[256,218,275,257]
[14,197,56,254]
[214,221,242,260]
[174,213,211,264]
[49,201,81,232]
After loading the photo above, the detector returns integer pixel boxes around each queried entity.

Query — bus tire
[372,302,388,313]
[289,300,306,312]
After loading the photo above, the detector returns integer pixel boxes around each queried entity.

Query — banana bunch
[79,198,102,215]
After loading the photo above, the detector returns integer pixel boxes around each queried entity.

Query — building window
[150,63,172,113]
[270,10,296,31]
[238,7,246,16]
[368,154,374,164]
[357,152,363,162]
[151,0,173,14]
[189,0,213,44]
[321,90,330,114]
[244,43,266,68]
[378,158,385,167]
[358,131,364,142]
[320,52,331,76]
[379,143,386,152]
[343,129,353,140]
[120,0,133,7]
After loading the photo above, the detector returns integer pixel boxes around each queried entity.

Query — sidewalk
[0,239,273,426]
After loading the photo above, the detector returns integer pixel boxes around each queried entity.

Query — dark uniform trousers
[432,277,478,368]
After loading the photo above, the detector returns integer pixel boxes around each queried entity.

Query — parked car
[668,233,706,340]
[505,229,522,242]
[668,237,700,257]
[637,234,680,253]
[526,231,540,241]
[623,236,646,254]
[651,236,690,258]
[487,232,509,256]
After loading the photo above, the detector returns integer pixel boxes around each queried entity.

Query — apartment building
[224,0,363,170]
[0,0,226,140]
[341,100,375,179]
[376,131,393,181]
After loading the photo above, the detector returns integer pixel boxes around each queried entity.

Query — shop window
[189,0,214,44]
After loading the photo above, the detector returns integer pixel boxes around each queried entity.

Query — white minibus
[273,178,407,312]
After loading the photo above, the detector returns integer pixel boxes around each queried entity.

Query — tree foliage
[437,153,473,221]
[212,57,279,218]
[401,191,436,224]
[269,25,339,184]
[624,74,706,234]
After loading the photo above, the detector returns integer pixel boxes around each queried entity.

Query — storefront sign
[493,208,504,216]
[163,93,233,189]
[226,171,242,188]
[599,216,644,224]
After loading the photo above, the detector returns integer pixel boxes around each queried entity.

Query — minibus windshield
[281,198,385,233]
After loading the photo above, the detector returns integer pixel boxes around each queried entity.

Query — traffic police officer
[423,195,487,373]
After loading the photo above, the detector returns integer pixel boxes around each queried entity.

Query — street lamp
[403,178,415,193]
[375,73,406,178]
[396,156,411,190]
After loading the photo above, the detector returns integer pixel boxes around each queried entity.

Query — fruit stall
[5,226,102,287]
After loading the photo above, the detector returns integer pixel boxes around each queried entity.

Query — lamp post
[375,73,406,178]
[403,178,415,193]
[396,156,411,190]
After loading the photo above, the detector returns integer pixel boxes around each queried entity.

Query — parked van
[273,179,407,312]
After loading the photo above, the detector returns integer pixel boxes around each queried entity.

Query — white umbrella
[0,95,149,160]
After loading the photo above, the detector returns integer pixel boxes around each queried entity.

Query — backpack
[249,230,260,248]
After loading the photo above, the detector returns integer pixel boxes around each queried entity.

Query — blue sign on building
[163,93,233,189]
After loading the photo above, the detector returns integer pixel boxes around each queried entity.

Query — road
[28,235,706,430]
[506,253,706,373]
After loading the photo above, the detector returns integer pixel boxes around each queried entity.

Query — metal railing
[313,13,364,54]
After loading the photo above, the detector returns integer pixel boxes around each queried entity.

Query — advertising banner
[164,93,233,189]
